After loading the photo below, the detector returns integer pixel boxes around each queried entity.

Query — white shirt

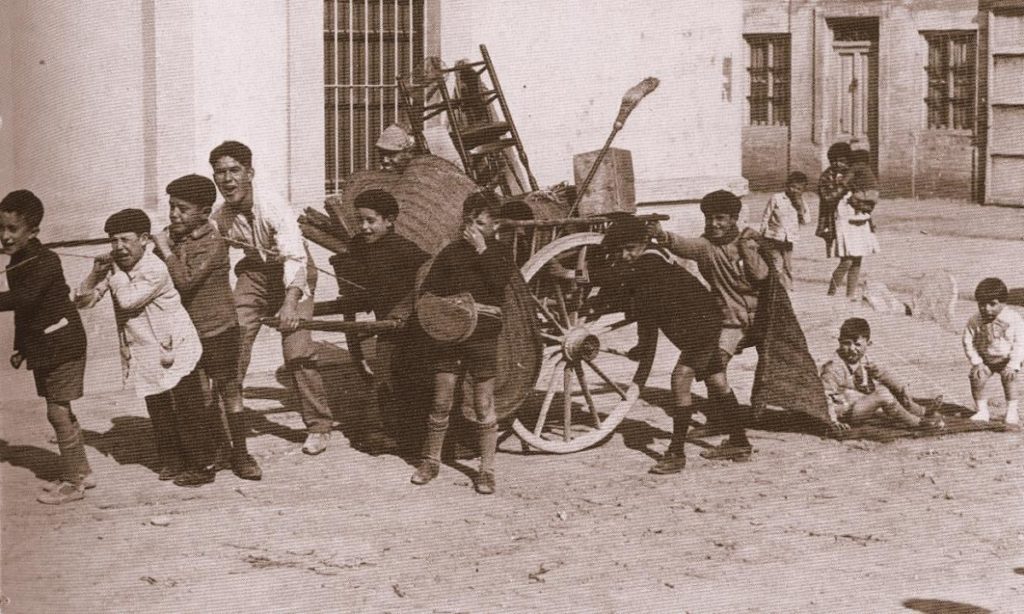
[963,306,1024,371]
[214,187,312,299]
[78,245,202,398]
[760,192,807,243]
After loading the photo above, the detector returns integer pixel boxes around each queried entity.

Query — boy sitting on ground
[821,317,944,431]
[600,215,723,474]
[963,277,1023,425]
[1,190,94,504]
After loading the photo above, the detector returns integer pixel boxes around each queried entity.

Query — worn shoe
[157,465,183,481]
[699,438,753,462]
[42,473,97,492]
[1005,408,1020,426]
[173,468,216,488]
[649,451,687,475]
[473,471,496,495]
[232,453,263,481]
[355,431,399,456]
[37,481,85,505]
[212,444,234,472]
[919,412,946,430]
[410,460,440,485]
[302,432,331,456]
[970,409,991,423]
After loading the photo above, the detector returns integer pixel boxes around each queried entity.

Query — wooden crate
[572,147,636,216]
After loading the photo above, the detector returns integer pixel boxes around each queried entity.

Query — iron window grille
[923,31,976,131]
[746,34,791,127]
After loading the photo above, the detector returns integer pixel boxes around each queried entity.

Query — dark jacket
[346,232,430,319]
[163,222,237,338]
[0,239,87,370]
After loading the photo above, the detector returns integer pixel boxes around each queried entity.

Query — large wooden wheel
[511,232,641,453]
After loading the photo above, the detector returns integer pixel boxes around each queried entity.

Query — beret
[166,174,218,208]
[699,190,742,217]
[354,189,399,219]
[104,208,151,236]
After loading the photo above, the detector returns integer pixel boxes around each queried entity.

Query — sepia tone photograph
[1,1,1023,612]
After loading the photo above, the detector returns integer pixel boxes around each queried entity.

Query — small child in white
[821,317,944,431]
[760,171,808,291]
[963,277,1023,425]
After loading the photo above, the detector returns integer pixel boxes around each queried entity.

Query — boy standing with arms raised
[208,141,334,455]
[1,190,93,504]
[152,174,261,479]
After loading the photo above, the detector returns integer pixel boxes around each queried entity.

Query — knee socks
[667,406,693,455]
[226,412,250,456]
[477,421,498,475]
[712,391,750,446]
[47,403,91,482]
[421,416,448,463]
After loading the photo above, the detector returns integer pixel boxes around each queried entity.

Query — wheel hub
[562,326,600,362]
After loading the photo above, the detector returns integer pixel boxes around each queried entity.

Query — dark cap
[354,189,399,219]
[104,208,151,236]
[462,190,502,218]
[166,174,218,208]
[601,214,648,251]
[699,190,742,217]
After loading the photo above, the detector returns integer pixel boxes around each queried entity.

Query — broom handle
[568,126,621,217]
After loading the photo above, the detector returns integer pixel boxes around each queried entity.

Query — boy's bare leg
[845,388,921,428]
[969,364,993,421]
[650,361,695,474]
[828,258,852,296]
[1000,368,1020,425]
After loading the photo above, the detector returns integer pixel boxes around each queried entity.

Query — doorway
[828,18,879,174]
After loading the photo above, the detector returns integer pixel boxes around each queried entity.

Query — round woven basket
[340,155,478,256]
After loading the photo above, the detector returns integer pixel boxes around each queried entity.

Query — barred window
[923,31,976,131]
[324,0,426,193]
[746,35,790,126]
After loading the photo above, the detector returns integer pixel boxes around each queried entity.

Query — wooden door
[984,7,1024,206]
[831,41,879,162]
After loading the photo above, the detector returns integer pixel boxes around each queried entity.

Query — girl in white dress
[828,168,880,299]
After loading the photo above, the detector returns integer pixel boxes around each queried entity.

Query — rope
[220,236,366,291]
[0,255,39,276]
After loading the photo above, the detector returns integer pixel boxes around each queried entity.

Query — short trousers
[199,326,241,382]
[433,334,499,380]
[33,355,86,403]
[718,326,758,357]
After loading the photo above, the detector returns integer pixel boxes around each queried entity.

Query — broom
[568,77,660,217]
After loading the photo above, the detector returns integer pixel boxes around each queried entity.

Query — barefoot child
[76,209,215,486]
[1,190,93,504]
[760,171,808,291]
[828,166,880,300]
[411,190,515,494]
[600,215,723,474]
[821,317,944,431]
[151,175,262,480]
[963,278,1023,425]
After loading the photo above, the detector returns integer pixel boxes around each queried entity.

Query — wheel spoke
[574,363,601,429]
[534,359,564,437]
[554,282,573,328]
[592,318,634,337]
[531,294,567,333]
[598,346,632,359]
[584,358,628,400]
[562,365,573,442]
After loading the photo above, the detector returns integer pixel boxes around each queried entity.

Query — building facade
[741,0,1003,200]
[1,0,744,396]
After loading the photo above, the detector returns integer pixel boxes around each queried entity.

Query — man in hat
[152,174,262,480]
[335,189,429,455]
[208,140,334,456]
[77,208,215,486]
[652,190,771,462]
[376,124,417,173]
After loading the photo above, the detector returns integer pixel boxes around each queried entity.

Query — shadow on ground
[902,598,991,614]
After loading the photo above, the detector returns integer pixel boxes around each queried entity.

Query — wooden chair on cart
[397,45,539,196]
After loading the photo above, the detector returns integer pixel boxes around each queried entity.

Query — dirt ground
[2,194,1023,613]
